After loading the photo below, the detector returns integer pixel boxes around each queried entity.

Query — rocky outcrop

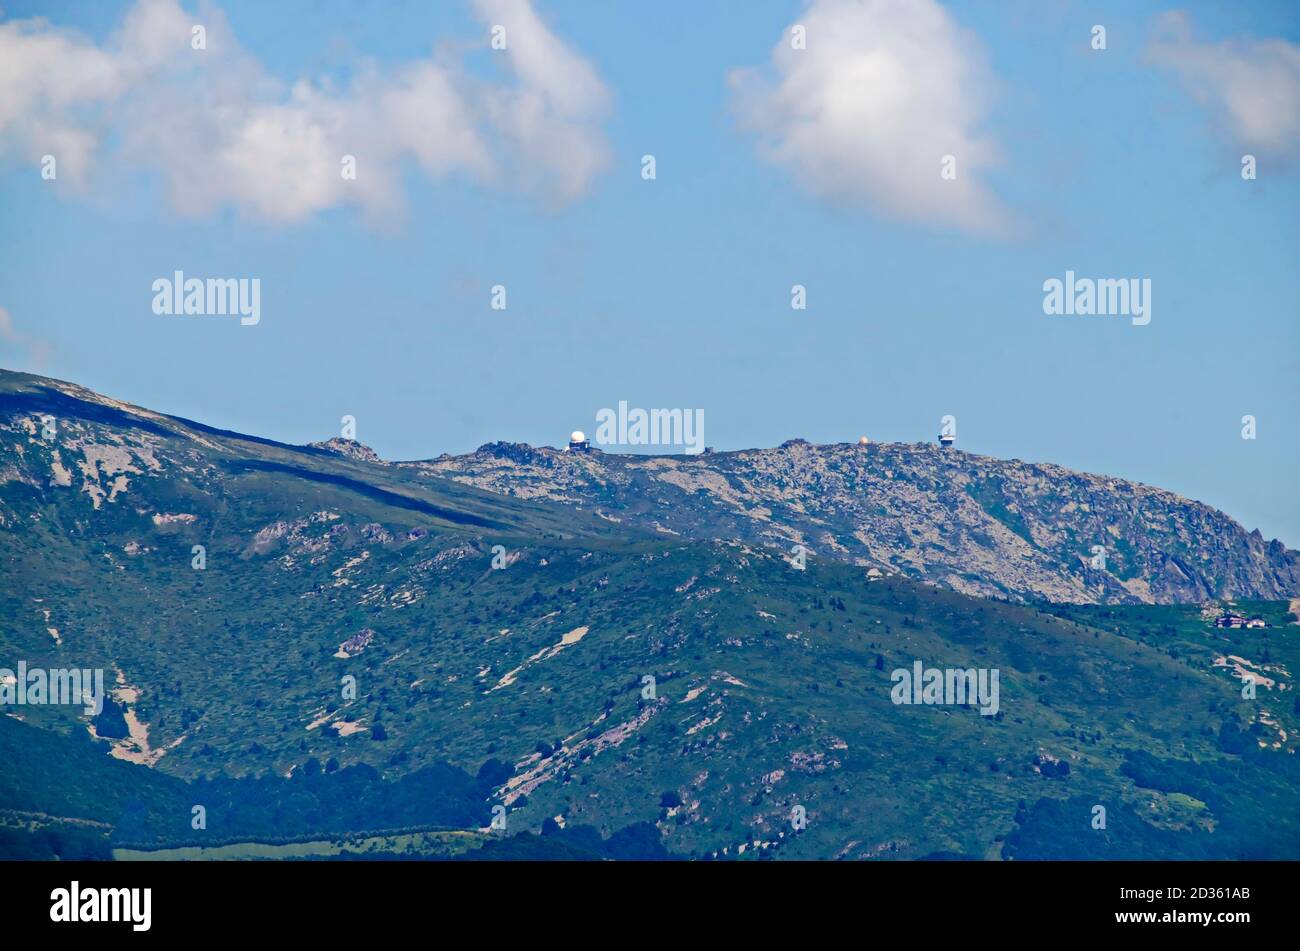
[310,437,382,464]
[411,441,1300,605]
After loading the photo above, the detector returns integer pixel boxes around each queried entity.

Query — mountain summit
[413,440,1298,606]
[3,369,1293,606]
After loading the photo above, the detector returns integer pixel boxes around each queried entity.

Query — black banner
[3,860,1288,939]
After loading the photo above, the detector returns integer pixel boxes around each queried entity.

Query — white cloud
[728,0,1010,236]
[1148,11,1300,161]
[0,0,611,222]
[0,17,125,184]
[473,0,612,201]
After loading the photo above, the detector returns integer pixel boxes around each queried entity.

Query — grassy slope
[2,370,1297,860]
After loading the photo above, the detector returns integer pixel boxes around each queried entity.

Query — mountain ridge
[2,367,1297,861]
[408,440,1297,606]
[6,367,1294,607]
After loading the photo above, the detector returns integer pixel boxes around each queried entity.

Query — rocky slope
[3,369,1296,861]
[403,439,1299,605]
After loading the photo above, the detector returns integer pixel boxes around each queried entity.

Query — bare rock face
[411,441,1299,606]
[310,437,383,464]
[335,628,375,659]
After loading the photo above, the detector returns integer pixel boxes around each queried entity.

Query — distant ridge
[415,438,1299,606]
[3,368,1294,606]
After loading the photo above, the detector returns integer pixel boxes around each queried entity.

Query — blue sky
[0,0,1297,545]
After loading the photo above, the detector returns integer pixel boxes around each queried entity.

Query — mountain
[406,439,1300,605]
[2,369,1297,861]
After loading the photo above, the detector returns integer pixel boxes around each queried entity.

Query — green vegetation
[964,477,1034,545]
[2,371,1297,860]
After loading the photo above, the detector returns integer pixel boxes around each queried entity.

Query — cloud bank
[1148,11,1300,163]
[729,0,1010,236]
[0,0,611,222]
